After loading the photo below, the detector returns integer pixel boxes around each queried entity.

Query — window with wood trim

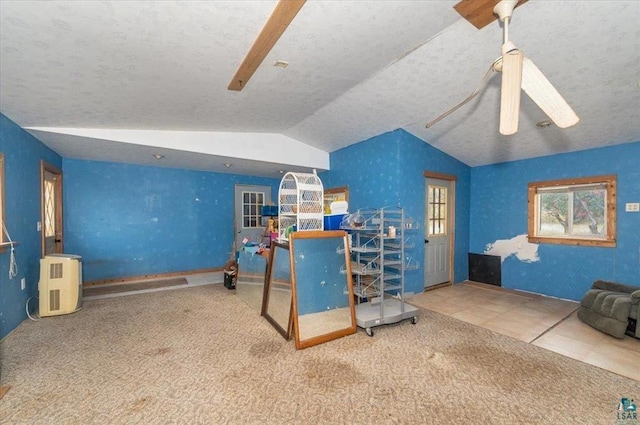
[428,185,448,236]
[528,175,616,247]
[242,190,265,229]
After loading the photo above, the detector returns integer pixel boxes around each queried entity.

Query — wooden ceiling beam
[228,0,306,91]
[454,0,529,29]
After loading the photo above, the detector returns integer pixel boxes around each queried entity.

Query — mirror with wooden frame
[236,249,268,313]
[289,230,356,349]
[262,241,293,340]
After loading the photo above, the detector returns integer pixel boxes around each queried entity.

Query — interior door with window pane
[41,162,63,256]
[234,185,272,254]
[425,178,451,288]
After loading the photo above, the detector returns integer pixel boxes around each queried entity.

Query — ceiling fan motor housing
[493,0,519,22]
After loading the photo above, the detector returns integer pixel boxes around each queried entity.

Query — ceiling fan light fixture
[536,120,553,128]
[274,60,289,68]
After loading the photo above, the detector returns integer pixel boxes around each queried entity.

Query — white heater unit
[39,254,83,317]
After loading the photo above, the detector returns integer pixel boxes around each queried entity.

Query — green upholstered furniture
[578,280,640,339]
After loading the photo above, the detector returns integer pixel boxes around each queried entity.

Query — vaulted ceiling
[1,1,638,177]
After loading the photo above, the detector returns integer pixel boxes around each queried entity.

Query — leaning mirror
[236,248,268,313]
[289,230,356,349]
[262,242,293,340]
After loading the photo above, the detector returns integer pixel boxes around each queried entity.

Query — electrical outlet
[37,221,42,231]
[21,278,26,290]
[625,203,640,212]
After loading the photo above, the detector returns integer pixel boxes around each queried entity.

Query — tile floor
[408,281,639,381]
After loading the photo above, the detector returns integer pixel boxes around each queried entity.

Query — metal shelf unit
[341,207,419,336]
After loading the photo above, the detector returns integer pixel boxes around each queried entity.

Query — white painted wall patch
[484,234,539,263]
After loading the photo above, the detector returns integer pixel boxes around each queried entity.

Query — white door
[424,177,453,288]
[234,185,272,252]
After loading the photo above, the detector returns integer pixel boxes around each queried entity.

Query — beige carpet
[1,284,638,424]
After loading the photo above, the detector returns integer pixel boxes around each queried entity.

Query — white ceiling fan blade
[499,49,523,136]
[522,57,579,128]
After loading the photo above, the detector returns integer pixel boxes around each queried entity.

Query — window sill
[528,235,616,248]
[0,241,19,253]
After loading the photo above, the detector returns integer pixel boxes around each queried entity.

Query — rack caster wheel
[411,317,418,325]
[366,328,374,337]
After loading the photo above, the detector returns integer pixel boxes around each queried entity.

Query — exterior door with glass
[424,175,454,288]
[234,185,272,252]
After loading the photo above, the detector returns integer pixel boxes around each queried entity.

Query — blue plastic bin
[324,214,347,230]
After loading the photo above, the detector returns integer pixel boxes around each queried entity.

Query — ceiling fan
[426,0,579,135]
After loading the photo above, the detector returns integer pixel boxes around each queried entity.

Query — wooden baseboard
[424,281,452,292]
[0,385,10,400]
[84,267,223,287]
[466,280,538,299]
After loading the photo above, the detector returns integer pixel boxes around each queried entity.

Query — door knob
[424,239,429,244]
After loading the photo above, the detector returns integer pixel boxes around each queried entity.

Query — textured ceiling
[1,1,639,177]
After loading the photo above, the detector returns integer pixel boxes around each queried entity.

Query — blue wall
[323,129,471,295]
[64,159,278,282]
[0,114,62,339]
[470,141,640,301]
[3,108,637,340]
[397,131,471,292]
